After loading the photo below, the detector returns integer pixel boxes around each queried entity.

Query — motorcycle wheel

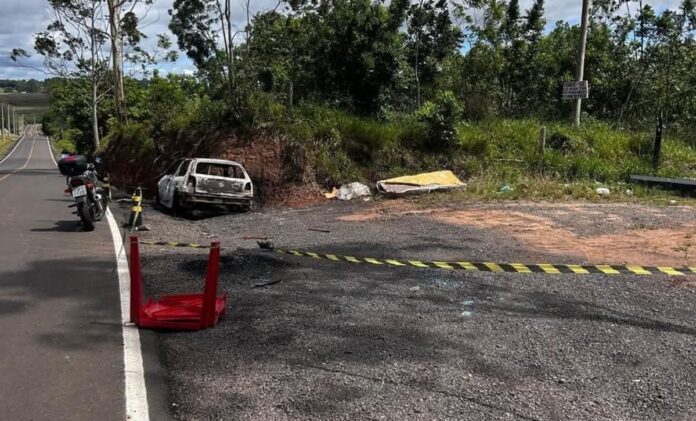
[78,202,95,231]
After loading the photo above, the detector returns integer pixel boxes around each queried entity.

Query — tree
[13,0,111,152]
[405,0,463,108]
[106,0,167,123]
[169,0,239,109]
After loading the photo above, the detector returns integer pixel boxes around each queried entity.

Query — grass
[416,176,696,205]
[280,109,696,202]
[0,133,19,160]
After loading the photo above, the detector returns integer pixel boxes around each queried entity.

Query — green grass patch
[0,134,20,160]
[279,109,696,201]
[416,175,696,205]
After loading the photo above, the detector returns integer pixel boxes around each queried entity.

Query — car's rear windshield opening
[195,163,244,178]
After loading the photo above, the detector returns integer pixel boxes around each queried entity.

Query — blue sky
[0,0,683,80]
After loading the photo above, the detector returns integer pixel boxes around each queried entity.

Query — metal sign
[562,81,589,100]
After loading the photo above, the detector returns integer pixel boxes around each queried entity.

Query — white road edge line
[0,127,36,182]
[0,125,29,166]
[47,134,150,420]
[46,132,58,166]
[106,208,151,421]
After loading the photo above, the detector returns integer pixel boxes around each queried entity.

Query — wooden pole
[652,110,663,171]
[573,0,591,126]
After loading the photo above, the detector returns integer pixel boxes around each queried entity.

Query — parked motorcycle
[57,155,107,231]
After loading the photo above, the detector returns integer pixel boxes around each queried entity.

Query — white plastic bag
[337,182,371,200]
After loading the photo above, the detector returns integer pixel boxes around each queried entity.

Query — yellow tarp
[380,170,464,187]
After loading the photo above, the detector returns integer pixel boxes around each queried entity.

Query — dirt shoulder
[122,199,696,420]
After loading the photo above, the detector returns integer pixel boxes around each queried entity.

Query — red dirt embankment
[214,133,324,208]
[103,128,324,207]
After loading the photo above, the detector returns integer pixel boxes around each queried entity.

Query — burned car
[157,158,254,212]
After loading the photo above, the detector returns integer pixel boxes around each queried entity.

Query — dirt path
[338,201,696,267]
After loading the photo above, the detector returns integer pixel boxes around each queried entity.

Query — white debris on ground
[336,182,371,200]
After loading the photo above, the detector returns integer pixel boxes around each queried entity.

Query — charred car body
[157,158,254,212]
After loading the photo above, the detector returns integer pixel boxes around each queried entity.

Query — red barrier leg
[201,241,221,329]
[130,236,142,325]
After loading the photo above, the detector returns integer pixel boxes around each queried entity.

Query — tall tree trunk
[225,0,235,106]
[92,77,101,152]
[108,0,127,123]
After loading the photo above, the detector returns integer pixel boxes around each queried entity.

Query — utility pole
[13,110,16,135]
[1,104,4,141]
[574,0,591,126]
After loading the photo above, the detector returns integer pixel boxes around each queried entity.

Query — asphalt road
[0,127,125,420]
[130,199,696,420]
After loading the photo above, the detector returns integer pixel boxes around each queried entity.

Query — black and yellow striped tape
[140,241,210,249]
[131,206,143,213]
[271,249,696,276]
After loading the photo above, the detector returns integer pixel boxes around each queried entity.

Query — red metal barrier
[129,236,227,331]
[202,241,221,328]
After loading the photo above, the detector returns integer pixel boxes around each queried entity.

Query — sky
[0,0,683,80]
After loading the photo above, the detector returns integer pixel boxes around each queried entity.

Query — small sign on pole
[562,81,589,100]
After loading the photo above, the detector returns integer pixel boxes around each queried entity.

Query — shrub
[416,90,462,152]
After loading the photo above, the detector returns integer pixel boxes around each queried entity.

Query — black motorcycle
[58,155,107,231]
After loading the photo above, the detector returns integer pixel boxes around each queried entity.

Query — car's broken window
[195,163,244,179]
[176,160,191,177]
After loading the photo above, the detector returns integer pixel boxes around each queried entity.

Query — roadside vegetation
[0,133,19,160]
[30,0,696,202]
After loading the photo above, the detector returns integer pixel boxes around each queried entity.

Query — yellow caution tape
[269,248,695,276]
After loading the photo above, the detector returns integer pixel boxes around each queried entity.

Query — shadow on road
[31,220,80,233]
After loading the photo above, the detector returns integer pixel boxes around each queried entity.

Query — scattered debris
[459,300,475,318]
[596,187,611,196]
[242,236,272,240]
[324,187,338,199]
[257,241,274,250]
[337,182,371,200]
[625,189,634,196]
[135,225,150,231]
[409,286,420,292]
[669,200,678,205]
[376,170,465,197]
[499,185,513,193]
[252,279,282,288]
[308,228,331,233]
[432,278,453,289]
